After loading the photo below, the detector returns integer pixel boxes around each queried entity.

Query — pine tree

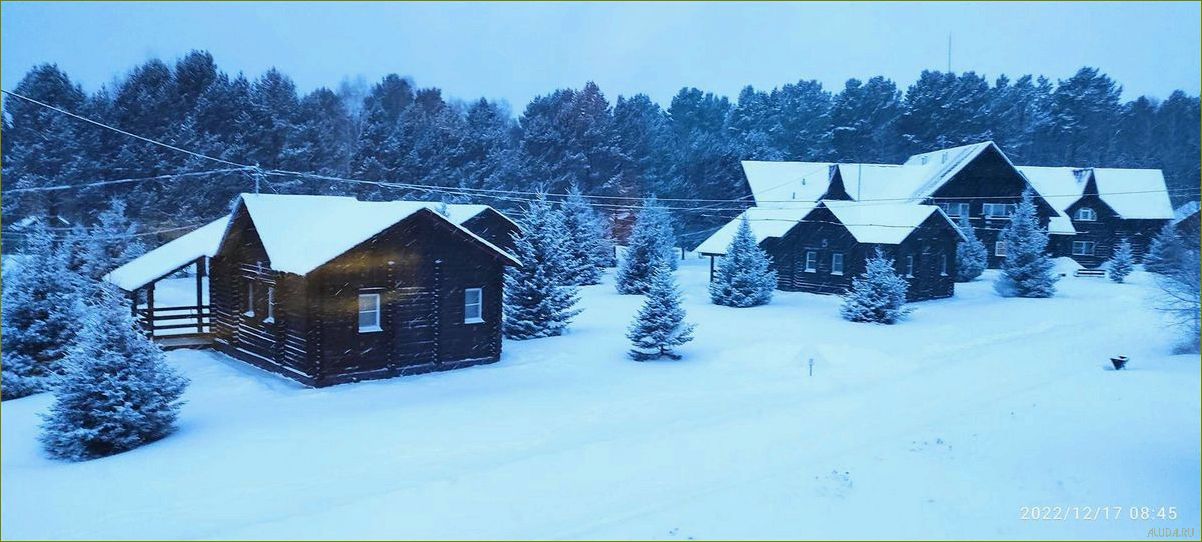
[995,190,1058,298]
[1145,223,1187,274]
[84,199,147,281]
[502,196,582,339]
[559,186,606,285]
[840,248,911,324]
[1,222,84,399]
[39,286,188,461]
[1108,238,1135,283]
[955,214,988,282]
[627,265,695,361]
[615,196,676,294]
[710,215,776,307]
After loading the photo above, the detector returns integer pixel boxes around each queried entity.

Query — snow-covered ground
[3,259,1198,540]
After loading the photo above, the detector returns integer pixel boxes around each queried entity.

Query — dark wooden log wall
[460,209,521,254]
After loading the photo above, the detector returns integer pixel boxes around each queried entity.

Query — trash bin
[1110,356,1129,370]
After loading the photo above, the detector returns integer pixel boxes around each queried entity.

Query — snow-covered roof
[1091,168,1174,220]
[104,195,518,291]
[695,205,819,255]
[1174,201,1200,224]
[1048,215,1077,236]
[1016,166,1173,220]
[741,161,838,209]
[104,215,230,291]
[901,141,1005,201]
[233,194,519,275]
[820,200,965,245]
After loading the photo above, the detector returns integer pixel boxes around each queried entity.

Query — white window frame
[464,287,484,324]
[1072,240,1096,256]
[244,282,256,317]
[264,286,276,323]
[1074,207,1096,221]
[831,253,844,276]
[905,255,915,278]
[938,202,970,217]
[940,254,948,276]
[804,251,818,273]
[358,292,382,333]
[995,241,1007,257]
[983,203,1017,218]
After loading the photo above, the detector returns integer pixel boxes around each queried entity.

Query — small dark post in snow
[808,358,814,377]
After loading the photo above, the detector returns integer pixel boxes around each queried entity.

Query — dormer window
[1075,207,1097,221]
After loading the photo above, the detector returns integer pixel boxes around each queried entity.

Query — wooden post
[130,291,138,317]
[146,283,156,339]
[195,257,206,333]
[708,255,715,282]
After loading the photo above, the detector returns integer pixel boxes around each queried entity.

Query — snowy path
[2,260,1198,540]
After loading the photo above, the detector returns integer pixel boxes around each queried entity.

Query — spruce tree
[1108,238,1135,283]
[994,190,1058,298]
[954,214,988,282]
[39,286,188,461]
[1145,223,1187,274]
[840,248,911,324]
[560,186,605,285]
[627,265,695,361]
[84,199,147,281]
[616,196,676,294]
[1,221,84,399]
[502,196,582,339]
[710,214,777,307]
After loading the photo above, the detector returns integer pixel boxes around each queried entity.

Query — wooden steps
[1074,269,1106,278]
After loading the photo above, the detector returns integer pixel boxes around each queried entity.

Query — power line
[2,167,251,194]
[0,88,255,170]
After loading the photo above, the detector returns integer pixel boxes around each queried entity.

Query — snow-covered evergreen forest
[3,52,1199,247]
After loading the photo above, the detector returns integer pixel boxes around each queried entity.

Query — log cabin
[1174,201,1200,244]
[1019,166,1174,267]
[104,194,521,387]
[697,201,963,302]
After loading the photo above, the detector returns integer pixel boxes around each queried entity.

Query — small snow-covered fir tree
[1,221,84,399]
[627,265,695,360]
[994,190,1058,298]
[1145,223,1187,274]
[709,214,776,307]
[1108,238,1135,283]
[954,214,987,282]
[502,196,582,339]
[83,199,147,280]
[39,285,188,461]
[840,248,911,324]
[1157,246,1201,353]
[616,196,676,294]
[560,186,606,285]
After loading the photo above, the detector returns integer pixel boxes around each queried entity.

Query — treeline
[3,50,1199,246]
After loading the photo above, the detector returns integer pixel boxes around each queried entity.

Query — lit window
[805,251,818,273]
[995,241,1007,257]
[245,282,255,317]
[831,253,844,275]
[1072,241,1096,256]
[1075,207,1096,221]
[940,254,948,276]
[905,255,915,278]
[358,293,382,333]
[264,286,275,323]
[464,288,483,324]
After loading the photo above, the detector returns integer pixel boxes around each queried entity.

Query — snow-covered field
[3,259,1198,540]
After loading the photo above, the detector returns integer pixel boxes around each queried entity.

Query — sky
[2,1,1199,112]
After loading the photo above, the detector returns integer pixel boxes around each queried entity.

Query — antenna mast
[947,33,952,73]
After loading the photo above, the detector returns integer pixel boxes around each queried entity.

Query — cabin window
[940,254,948,276]
[264,286,276,323]
[983,203,1017,218]
[938,202,970,217]
[1072,241,1096,256]
[905,255,915,278]
[805,251,818,273]
[831,253,844,275]
[464,288,484,324]
[358,293,382,333]
[1075,207,1097,221]
[244,282,256,317]
[995,241,1007,257]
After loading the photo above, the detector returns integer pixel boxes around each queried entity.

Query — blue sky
[2,1,1199,111]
